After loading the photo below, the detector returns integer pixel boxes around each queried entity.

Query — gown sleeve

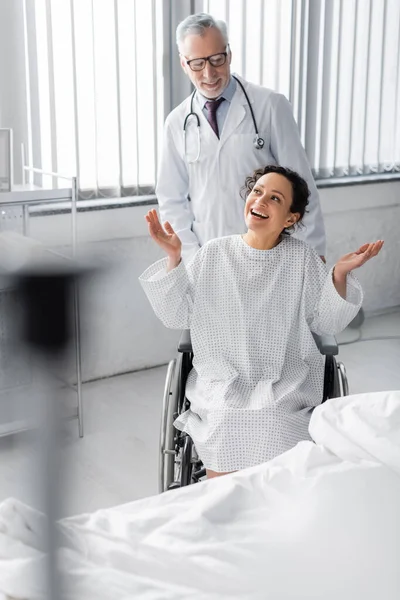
[138,248,203,330]
[303,245,364,335]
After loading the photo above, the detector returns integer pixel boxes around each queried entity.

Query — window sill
[0,185,157,215]
[0,184,72,204]
[315,171,400,188]
[2,171,400,216]
[28,195,157,216]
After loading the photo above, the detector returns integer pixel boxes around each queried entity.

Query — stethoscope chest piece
[253,136,265,149]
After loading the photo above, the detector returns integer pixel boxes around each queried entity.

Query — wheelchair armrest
[178,329,193,353]
[312,332,338,356]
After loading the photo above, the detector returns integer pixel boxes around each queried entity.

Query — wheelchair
[159,330,349,494]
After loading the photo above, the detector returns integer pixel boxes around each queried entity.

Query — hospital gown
[139,235,363,472]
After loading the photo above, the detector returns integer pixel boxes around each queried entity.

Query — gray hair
[176,13,229,52]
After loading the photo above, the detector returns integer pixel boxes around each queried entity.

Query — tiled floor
[1,309,399,518]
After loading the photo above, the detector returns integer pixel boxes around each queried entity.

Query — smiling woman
[139,164,383,479]
[241,164,310,249]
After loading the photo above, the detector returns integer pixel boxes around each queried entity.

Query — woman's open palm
[336,240,384,274]
[145,209,181,258]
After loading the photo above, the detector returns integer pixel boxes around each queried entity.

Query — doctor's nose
[203,61,217,79]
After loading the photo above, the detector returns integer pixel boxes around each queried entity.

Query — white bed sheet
[1,390,400,599]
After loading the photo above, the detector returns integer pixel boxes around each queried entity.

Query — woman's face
[244,172,300,236]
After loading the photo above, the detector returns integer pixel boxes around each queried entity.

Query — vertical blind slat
[114,0,123,191]
[152,0,158,185]
[259,0,265,85]
[241,1,246,79]
[90,0,100,192]
[333,0,343,175]
[45,0,58,187]
[393,7,400,168]
[133,0,139,194]
[314,0,326,176]
[300,0,309,146]
[275,0,282,91]
[361,0,373,174]
[69,0,80,185]
[347,0,358,174]
[377,0,388,170]
[225,0,229,24]
[289,0,297,106]
[22,0,34,184]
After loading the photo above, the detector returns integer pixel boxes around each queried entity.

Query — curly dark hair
[240,165,310,234]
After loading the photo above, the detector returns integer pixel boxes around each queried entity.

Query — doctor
[156,12,326,262]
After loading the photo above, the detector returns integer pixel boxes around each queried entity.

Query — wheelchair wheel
[159,358,179,493]
[177,434,205,486]
[337,361,349,396]
[159,342,206,491]
[323,355,341,401]
[180,434,194,487]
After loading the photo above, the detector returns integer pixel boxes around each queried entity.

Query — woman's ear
[285,213,300,228]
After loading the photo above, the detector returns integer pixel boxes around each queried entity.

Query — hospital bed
[1,390,400,600]
[159,329,349,493]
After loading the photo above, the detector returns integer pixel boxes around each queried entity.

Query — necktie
[204,98,224,138]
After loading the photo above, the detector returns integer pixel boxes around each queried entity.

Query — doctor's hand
[145,209,182,270]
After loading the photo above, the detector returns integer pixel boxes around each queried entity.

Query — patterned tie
[205,98,224,138]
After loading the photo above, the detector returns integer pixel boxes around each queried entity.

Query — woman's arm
[305,241,383,335]
[146,209,182,270]
[333,242,384,299]
[138,210,201,329]
[139,258,195,329]
[167,255,182,273]
[332,268,347,299]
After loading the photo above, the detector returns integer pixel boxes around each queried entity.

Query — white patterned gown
[139,235,363,472]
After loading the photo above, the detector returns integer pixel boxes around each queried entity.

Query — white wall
[26,180,400,381]
[322,181,400,310]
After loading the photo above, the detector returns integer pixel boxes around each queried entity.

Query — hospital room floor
[1,309,399,518]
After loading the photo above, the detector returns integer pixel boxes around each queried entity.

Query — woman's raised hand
[335,241,384,276]
[145,209,182,264]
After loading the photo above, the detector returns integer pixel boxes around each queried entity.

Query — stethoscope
[183,75,265,163]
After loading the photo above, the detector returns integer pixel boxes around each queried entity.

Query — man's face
[179,27,232,99]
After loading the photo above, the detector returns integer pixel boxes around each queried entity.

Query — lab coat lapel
[219,81,248,150]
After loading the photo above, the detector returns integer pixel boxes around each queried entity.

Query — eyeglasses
[185,48,229,72]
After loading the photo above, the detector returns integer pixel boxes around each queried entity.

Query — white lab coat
[156,74,326,262]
